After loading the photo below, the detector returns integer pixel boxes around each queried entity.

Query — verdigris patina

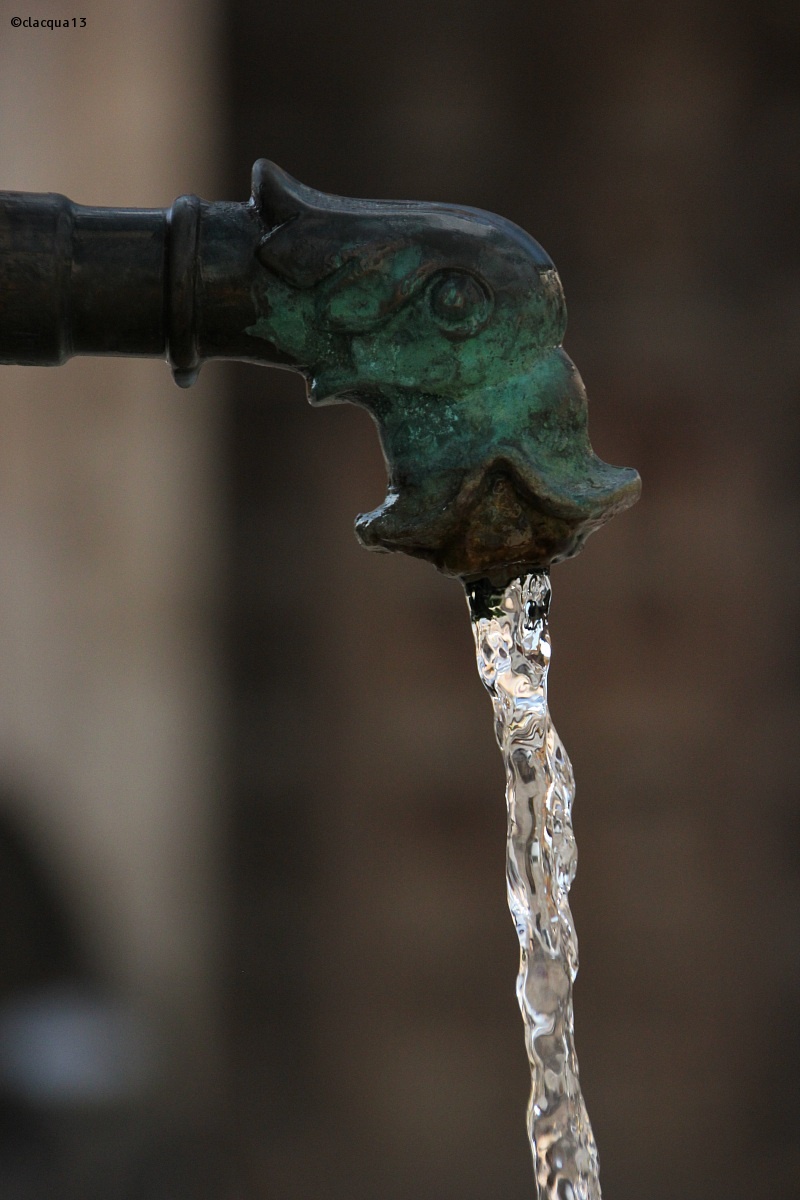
[247,162,639,580]
[0,162,640,579]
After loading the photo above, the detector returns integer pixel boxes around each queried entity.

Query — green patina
[0,163,638,580]
[246,162,640,580]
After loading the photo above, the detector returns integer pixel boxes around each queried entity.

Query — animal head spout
[247,161,640,579]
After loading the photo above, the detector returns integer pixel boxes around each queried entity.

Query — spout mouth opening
[460,560,551,590]
[355,453,641,580]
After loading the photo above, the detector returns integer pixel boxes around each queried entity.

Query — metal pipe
[0,161,640,579]
[0,189,272,381]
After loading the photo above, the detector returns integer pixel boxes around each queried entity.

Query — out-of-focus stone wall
[0,0,223,1110]
[1,4,796,1197]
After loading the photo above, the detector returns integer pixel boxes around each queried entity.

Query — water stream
[467,571,600,1200]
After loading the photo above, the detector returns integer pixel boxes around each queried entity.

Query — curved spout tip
[349,348,641,580]
[355,454,641,581]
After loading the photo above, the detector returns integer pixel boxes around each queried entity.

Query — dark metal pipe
[0,193,165,363]
[0,189,275,384]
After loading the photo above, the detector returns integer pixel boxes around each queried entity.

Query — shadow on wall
[221,2,800,1200]
[0,799,229,1199]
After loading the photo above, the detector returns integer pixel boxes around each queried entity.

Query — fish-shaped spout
[0,162,639,580]
[247,161,640,580]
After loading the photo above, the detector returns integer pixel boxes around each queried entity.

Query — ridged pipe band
[167,193,202,387]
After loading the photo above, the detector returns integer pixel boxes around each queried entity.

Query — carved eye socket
[427,271,492,335]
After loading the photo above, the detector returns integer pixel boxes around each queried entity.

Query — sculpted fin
[251,159,316,229]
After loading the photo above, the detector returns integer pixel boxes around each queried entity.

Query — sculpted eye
[427,271,492,335]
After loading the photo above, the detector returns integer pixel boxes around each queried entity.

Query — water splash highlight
[467,571,600,1200]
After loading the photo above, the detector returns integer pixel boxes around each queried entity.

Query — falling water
[467,571,600,1200]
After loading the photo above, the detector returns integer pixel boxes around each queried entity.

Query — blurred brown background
[0,1,798,1198]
